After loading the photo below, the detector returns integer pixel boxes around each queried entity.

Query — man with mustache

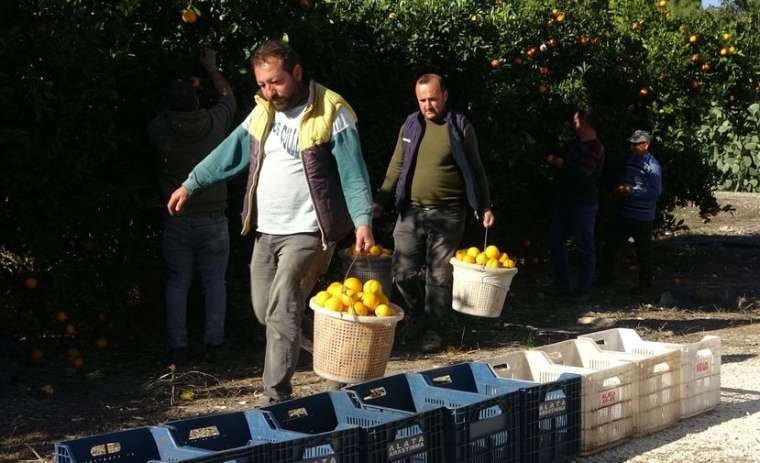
[167,40,375,405]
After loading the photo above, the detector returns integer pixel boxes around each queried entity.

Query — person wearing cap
[598,130,662,290]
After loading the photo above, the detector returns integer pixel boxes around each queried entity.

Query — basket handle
[343,249,375,280]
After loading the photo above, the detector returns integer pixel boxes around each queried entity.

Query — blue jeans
[549,204,598,293]
[162,212,230,350]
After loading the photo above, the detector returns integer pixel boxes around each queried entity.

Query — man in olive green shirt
[373,74,494,351]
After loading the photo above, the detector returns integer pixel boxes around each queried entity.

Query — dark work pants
[600,216,654,287]
[392,205,466,322]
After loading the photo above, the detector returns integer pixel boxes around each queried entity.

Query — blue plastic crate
[54,426,268,463]
[347,368,523,463]
[249,390,445,463]
[519,374,582,463]
[419,362,581,463]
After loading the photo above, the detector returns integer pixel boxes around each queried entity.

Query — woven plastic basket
[450,257,518,318]
[310,298,404,384]
[340,250,394,297]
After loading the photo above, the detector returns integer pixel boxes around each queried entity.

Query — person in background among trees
[598,130,663,291]
[547,108,606,301]
[148,48,236,364]
[373,73,494,353]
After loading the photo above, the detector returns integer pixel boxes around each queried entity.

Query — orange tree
[1,0,757,337]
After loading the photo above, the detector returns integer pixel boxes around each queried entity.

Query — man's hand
[199,47,217,71]
[167,186,190,215]
[482,208,495,229]
[372,203,383,219]
[354,224,375,253]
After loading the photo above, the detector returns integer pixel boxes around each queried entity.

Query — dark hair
[416,73,447,92]
[575,107,598,129]
[166,79,197,112]
[251,39,302,73]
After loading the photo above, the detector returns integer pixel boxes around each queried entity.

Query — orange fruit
[486,259,500,268]
[466,247,480,258]
[490,59,502,70]
[579,35,589,45]
[388,12,397,21]
[343,277,363,295]
[455,249,467,261]
[701,63,711,72]
[315,290,331,306]
[324,297,344,312]
[728,46,736,54]
[690,53,700,63]
[485,245,500,259]
[475,253,488,265]
[463,255,476,264]
[179,390,194,401]
[55,311,68,322]
[375,304,395,317]
[181,8,197,24]
[688,35,698,44]
[555,13,565,22]
[65,324,76,335]
[352,302,370,316]
[362,292,381,309]
[639,87,649,97]
[363,279,383,295]
[24,276,38,289]
[95,338,108,350]
[30,349,44,364]
[327,282,344,297]
[720,32,731,42]
[71,357,84,369]
[368,245,382,256]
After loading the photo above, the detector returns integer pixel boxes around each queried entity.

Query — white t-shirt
[253,103,356,235]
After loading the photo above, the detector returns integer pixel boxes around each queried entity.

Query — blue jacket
[620,152,662,221]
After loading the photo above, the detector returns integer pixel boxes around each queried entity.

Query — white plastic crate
[485,350,637,455]
[535,337,682,437]
[580,328,721,419]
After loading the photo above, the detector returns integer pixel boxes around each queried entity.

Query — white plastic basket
[579,328,721,419]
[535,337,682,437]
[449,257,518,318]
[485,350,637,455]
[309,298,404,384]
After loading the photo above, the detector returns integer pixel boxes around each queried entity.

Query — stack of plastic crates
[249,390,445,463]
[347,367,521,463]
[535,337,681,437]
[486,350,636,455]
[420,362,580,463]
[580,328,721,419]
[54,425,270,463]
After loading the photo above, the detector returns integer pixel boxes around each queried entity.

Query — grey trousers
[393,205,466,320]
[250,232,333,400]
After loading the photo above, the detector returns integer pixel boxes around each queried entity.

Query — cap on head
[628,130,651,144]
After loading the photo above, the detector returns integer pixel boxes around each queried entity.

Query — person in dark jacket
[374,73,494,352]
[148,48,236,363]
[598,130,663,289]
[547,108,606,300]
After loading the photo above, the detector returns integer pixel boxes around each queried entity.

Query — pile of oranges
[345,244,391,257]
[454,245,517,269]
[313,277,395,317]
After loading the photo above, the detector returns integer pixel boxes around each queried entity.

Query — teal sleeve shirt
[183,120,373,227]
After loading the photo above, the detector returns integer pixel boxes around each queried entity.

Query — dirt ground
[2,192,759,463]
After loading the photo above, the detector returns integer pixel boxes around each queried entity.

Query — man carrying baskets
[166,40,375,405]
[373,73,495,352]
